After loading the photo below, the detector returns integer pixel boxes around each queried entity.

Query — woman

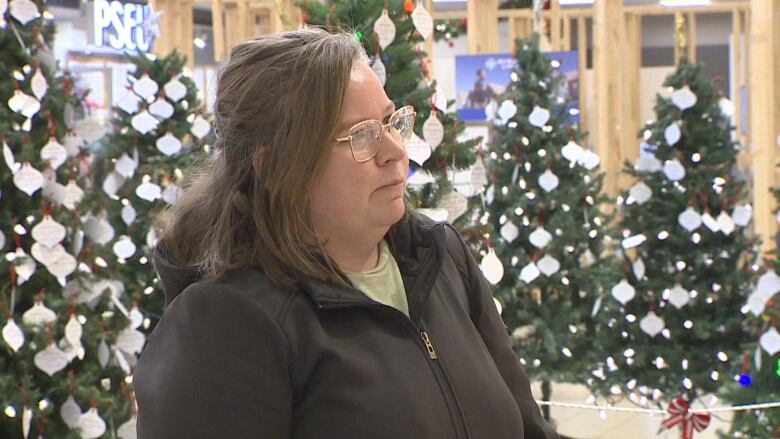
[133,28,558,439]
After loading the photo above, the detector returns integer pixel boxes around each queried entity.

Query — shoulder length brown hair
[153,28,370,288]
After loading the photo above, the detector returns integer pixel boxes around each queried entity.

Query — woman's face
[309,60,409,240]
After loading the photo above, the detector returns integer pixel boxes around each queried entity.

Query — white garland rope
[535,400,780,414]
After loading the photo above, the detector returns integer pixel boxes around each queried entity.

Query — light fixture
[659,0,710,7]
[193,33,207,49]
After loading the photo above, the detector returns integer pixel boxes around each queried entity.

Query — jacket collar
[296,212,446,323]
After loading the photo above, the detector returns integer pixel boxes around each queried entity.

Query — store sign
[93,0,153,52]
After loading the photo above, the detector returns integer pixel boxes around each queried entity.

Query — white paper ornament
[717,211,736,236]
[671,85,697,111]
[23,301,57,326]
[60,395,82,429]
[83,214,115,245]
[528,106,550,128]
[31,216,66,247]
[31,67,48,101]
[102,171,126,197]
[433,89,448,112]
[635,155,662,173]
[538,169,559,193]
[760,327,780,356]
[34,343,68,376]
[78,407,107,439]
[131,110,159,135]
[75,117,107,143]
[117,92,142,114]
[664,123,681,146]
[756,271,780,299]
[16,90,41,118]
[114,153,137,178]
[731,204,752,227]
[31,242,66,266]
[149,97,174,119]
[500,222,519,243]
[537,255,560,277]
[437,191,468,223]
[163,77,187,102]
[480,249,504,285]
[40,138,68,170]
[63,180,84,210]
[14,248,36,284]
[422,113,444,149]
[121,204,137,226]
[97,338,110,368]
[156,132,182,156]
[116,327,145,356]
[117,415,138,439]
[611,279,636,305]
[3,140,20,174]
[417,208,448,222]
[678,207,702,232]
[190,115,211,139]
[719,97,735,118]
[129,306,144,330]
[372,56,387,86]
[135,181,162,202]
[64,314,83,347]
[133,73,159,99]
[633,257,646,280]
[668,284,690,309]
[629,182,652,204]
[2,318,24,352]
[411,2,433,39]
[529,227,553,249]
[640,311,665,337]
[470,156,488,192]
[13,162,44,196]
[113,236,137,259]
[701,212,720,232]
[747,292,767,317]
[9,0,40,26]
[578,150,601,170]
[519,262,540,283]
[47,252,77,278]
[22,405,32,439]
[663,159,686,181]
[406,133,432,166]
[561,140,584,163]
[374,9,396,49]
[497,100,517,124]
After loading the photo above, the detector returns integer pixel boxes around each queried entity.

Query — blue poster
[455,51,580,123]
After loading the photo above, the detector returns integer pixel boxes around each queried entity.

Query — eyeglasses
[335,106,416,162]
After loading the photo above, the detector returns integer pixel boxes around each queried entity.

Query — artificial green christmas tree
[482,33,617,418]
[299,0,483,231]
[1,4,137,438]
[591,61,756,435]
[719,189,780,438]
[91,50,211,333]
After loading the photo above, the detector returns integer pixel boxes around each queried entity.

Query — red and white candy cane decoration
[660,397,711,439]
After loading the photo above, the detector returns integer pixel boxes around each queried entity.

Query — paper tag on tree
[437,191,468,223]
[411,2,433,39]
[373,9,396,49]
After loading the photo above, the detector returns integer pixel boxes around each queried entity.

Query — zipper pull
[420,330,438,360]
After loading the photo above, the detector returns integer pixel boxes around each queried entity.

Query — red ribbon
[661,397,711,439]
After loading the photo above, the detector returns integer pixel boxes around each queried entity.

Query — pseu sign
[93,0,154,52]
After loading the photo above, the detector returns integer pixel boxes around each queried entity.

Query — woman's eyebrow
[339,102,397,131]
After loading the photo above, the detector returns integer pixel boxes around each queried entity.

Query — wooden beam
[594,0,624,197]
[750,0,779,253]
[550,0,561,50]
[467,0,498,53]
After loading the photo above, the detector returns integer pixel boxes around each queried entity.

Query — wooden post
[425,0,434,78]
[732,8,741,143]
[594,0,624,197]
[467,0,498,53]
[750,0,780,253]
[550,0,561,50]
[562,14,571,50]
[577,15,587,133]
[620,12,641,190]
[212,0,225,61]
[687,12,696,62]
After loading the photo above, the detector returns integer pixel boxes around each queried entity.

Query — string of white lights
[535,400,780,414]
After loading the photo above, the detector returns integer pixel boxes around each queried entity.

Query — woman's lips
[377,179,404,191]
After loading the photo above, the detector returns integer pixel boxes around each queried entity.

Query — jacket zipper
[317,300,472,439]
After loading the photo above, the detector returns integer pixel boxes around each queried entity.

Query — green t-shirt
[344,240,409,318]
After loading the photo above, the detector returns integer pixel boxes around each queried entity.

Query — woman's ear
[252,147,267,173]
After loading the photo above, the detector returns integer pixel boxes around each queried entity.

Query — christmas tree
[1,4,137,438]
[481,33,617,418]
[299,0,484,231]
[591,61,756,427]
[719,188,780,438]
[93,50,211,333]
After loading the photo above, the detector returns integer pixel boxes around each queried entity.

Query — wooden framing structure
[148,0,776,250]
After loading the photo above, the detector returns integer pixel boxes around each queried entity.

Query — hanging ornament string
[535,398,780,414]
